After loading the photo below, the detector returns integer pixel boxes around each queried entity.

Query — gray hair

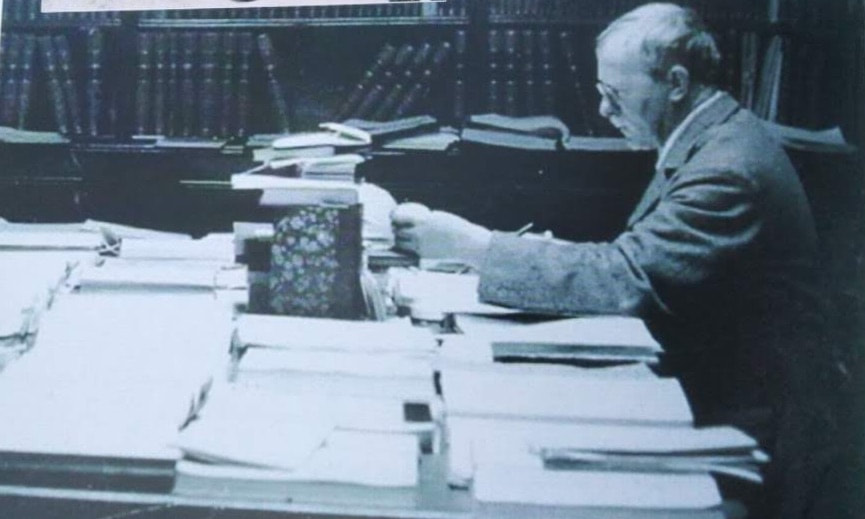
[597,3,721,86]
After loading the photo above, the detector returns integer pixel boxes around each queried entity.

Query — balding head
[597,3,721,87]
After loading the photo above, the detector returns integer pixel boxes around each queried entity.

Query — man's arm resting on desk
[477,169,761,317]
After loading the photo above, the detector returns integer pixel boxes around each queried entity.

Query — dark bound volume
[559,31,592,134]
[237,33,254,137]
[134,33,153,135]
[85,29,104,137]
[151,32,168,136]
[268,205,365,320]
[220,32,237,138]
[180,32,198,137]
[256,34,291,133]
[1,34,21,127]
[37,36,69,135]
[53,36,83,135]
[166,32,180,136]
[333,43,397,121]
[15,35,35,130]
[199,32,220,138]
[393,41,451,119]
[353,43,414,120]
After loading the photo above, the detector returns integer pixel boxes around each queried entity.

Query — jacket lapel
[626,93,740,229]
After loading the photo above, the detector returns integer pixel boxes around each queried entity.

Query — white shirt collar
[655,91,724,171]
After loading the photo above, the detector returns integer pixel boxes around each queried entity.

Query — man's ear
[667,65,690,102]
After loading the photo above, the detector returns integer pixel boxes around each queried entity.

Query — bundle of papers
[0,292,233,491]
[390,270,520,317]
[235,314,436,353]
[441,364,692,425]
[174,431,419,506]
[78,258,246,292]
[232,315,438,404]
[443,315,662,365]
[0,251,91,341]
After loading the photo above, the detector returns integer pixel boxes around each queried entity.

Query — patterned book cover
[268,204,364,320]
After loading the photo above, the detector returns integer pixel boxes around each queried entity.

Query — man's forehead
[597,33,649,80]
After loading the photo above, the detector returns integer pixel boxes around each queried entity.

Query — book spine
[1,34,21,127]
[333,43,397,121]
[537,30,555,114]
[487,29,502,112]
[180,32,198,137]
[256,33,291,133]
[53,35,84,136]
[392,41,451,118]
[152,32,168,136]
[16,35,35,129]
[134,32,153,135]
[199,32,220,138]
[559,31,592,134]
[452,29,467,123]
[237,32,253,137]
[165,32,180,136]
[353,43,414,119]
[374,43,432,120]
[85,29,104,137]
[37,36,69,135]
[220,32,237,138]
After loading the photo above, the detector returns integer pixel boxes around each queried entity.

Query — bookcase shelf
[138,17,469,29]
[0,0,861,148]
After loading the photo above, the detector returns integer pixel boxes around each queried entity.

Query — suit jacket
[477,93,842,517]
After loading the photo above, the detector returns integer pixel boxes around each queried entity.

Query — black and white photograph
[0,1,862,518]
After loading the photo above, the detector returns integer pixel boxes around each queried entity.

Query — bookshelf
[0,0,862,144]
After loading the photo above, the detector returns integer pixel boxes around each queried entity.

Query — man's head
[595,3,721,149]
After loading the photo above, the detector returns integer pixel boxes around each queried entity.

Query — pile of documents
[169,314,441,504]
[231,314,438,404]
[173,385,427,506]
[0,292,233,491]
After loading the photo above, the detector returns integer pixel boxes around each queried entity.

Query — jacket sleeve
[477,168,762,317]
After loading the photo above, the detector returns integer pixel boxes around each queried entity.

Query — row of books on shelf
[486,0,765,23]
[140,1,467,21]
[2,0,121,25]
[0,30,106,136]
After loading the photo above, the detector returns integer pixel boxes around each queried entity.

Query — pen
[516,222,534,236]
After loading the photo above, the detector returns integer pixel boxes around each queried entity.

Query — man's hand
[391,203,492,267]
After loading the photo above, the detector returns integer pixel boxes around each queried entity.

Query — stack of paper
[174,431,419,506]
[173,383,421,505]
[0,251,92,344]
[390,270,519,317]
[232,315,438,405]
[0,292,233,491]
[77,258,246,292]
[443,315,662,365]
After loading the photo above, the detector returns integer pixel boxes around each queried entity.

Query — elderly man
[392,3,842,518]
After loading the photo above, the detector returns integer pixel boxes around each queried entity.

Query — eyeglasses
[596,80,623,114]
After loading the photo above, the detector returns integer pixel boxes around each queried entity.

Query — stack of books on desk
[231,314,439,405]
[440,353,764,515]
[0,292,233,492]
[172,384,424,506]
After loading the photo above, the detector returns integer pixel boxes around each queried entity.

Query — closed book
[220,32,237,137]
[257,34,291,133]
[237,33,254,137]
[134,33,153,135]
[52,36,83,135]
[15,35,36,130]
[85,29,104,137]
[151,33,168,136]
[199,32,220,138]
[334,43,397,121]
[180,32,198,137]
[37,36,69,134]
[0,34,20,127]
